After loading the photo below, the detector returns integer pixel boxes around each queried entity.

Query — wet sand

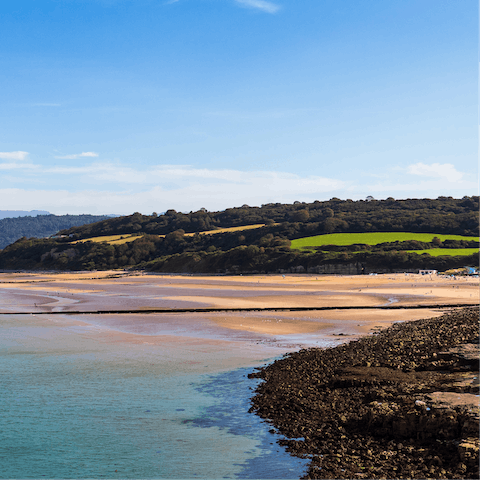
[1,272,477,478]
[0,272,477,352]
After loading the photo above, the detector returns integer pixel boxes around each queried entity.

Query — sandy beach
[0,272,477,351]
[0,271,480,348]
[1,271,477,478]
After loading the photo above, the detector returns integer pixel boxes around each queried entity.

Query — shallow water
[0,314,308,479]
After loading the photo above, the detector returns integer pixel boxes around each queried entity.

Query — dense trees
[1,231,476,273]
[0,196,477,273]
[58,196,479,241]
[0,214,112,249]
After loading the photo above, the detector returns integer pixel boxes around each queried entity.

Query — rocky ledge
[249,307,479,479]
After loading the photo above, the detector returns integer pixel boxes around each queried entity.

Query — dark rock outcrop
[249,307,479,479]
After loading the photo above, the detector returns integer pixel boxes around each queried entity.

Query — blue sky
[0,0,477,215]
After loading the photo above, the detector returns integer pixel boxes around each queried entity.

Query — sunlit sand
[0,271,476,353]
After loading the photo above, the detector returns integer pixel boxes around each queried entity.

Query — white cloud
[164,0,281,12]
[0,151,29,161]
[0,162,37,171]
[4,157,476,215]
[0,164,346,214]
[45,162,345,191]
[234,0,281,14]
[346,162,476,200]
[406,162,464,182]
[54,152,100,160]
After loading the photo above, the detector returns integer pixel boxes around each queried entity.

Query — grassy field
[73,234,142,245]
[405,248,479,257]
[291,232,479,250]
[183,224,268,237]
[72,224,269,245]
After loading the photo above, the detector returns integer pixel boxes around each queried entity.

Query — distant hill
[0,214,114,249]
[0,196,478,273]
[59,196,479,240]
[0,210,50,219]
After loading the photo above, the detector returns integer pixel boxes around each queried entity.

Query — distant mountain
[0,210,50,219]
[0,214,113,249]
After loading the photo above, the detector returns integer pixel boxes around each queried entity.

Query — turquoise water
[0,317,308,479]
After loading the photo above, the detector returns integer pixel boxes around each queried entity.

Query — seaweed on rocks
[248,307,479,479]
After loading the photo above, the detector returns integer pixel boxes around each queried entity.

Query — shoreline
[1,271,478,477]
[248,306,479,479]
[1,269,477,354]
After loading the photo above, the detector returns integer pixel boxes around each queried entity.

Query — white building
[419,269,437,275]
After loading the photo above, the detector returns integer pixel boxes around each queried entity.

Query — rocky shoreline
[249,306,479,479]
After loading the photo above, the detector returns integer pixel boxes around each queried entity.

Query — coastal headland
[1,271,478,478]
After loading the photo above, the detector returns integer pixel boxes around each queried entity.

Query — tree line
[0,214,113,249]
[0,196,477,273]
[1,232,476,274]
[59,196,479,240]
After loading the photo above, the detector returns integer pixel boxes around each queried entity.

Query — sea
[0,312,310,479]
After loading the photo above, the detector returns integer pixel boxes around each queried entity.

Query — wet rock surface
[249,307,479,479]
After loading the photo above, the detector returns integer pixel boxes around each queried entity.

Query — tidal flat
[0,272,477,478]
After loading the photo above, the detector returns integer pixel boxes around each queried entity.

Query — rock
[457,438,479,467]
[249,306,479,479]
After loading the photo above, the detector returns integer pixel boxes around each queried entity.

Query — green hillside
[291,232,479,250]
[58,196,479,241]
[0,196,478,273]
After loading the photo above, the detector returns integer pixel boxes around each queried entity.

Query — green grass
[290,232,479,250]
[404,248,479,257]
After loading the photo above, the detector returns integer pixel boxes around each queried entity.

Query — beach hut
[419,269,437,275]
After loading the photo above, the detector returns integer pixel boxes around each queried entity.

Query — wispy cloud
[5,162,345,214]
[0,162,38,171]
[0,172,344,215]
[351,162,476,200]
[0,151,29,161]
[406,162,464,182]
[45,162,345,191]
[234,0,281,14]
[0,151,36,171]
[4,158,476,215]
[54,152,100,160]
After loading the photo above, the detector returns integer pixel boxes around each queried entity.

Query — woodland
[0,214,112,249]
[0,197,477,274]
